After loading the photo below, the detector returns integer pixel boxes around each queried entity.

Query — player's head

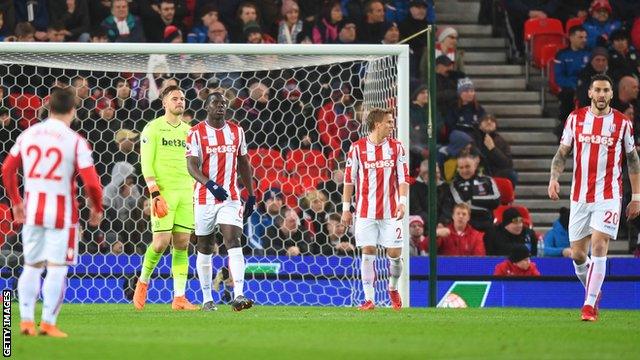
[366,107,394,137]
[205,91,228,121]
[49,87,76,118]
[588,74,614,111]
[161,85,185,116]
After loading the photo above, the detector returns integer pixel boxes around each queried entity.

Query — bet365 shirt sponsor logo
[162,137,187,147]
[363,159,395,169]
[206,145,237,154]
[577,134,614,146]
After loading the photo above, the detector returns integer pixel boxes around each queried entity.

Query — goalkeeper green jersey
[140,116,193,191]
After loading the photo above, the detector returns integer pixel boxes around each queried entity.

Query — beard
[592,98,609,111]
[170,107,184,116]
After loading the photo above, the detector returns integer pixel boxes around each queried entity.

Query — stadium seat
[494,205,533,229]
[540,43,561,108]
[8,92,42,129]
[493,177,515,205]
[247,148,285,181]
[523,18,565,82]
[565,17,585,35]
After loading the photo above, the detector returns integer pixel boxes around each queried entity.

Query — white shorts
[354,217,404,248]
[569,199,621,241]
[194,201,243,236]
[22,225,79,265]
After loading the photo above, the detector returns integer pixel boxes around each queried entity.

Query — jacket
[543,219,570,257]
[472,130,514,176]
[493,260,541,276]
[493,226,538,257]
[441,174,501,230]
[101,14,146,42]
[445,102,486,135]
[583,17,621,49]
[429,223,486,256]
[554,47,590,89]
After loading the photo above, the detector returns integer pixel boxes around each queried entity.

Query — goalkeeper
[133,85,198,311]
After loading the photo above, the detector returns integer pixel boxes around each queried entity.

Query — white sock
[361,254,376,301]
[585,256,606,307]
[388,256,402,291]
[41,265,68,325]
[196,252,214,304]
[17,265,44,322]
[573,258,591,288]
[228,247,245,299]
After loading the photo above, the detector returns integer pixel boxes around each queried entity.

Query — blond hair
[366,107,393,132]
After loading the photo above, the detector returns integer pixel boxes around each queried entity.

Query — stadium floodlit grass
[10,304,640,359]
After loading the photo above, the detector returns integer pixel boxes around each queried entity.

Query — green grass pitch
[9,304,640,359]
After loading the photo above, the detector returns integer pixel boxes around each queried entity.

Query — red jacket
[493,260,541,276]
[427,223,486,256]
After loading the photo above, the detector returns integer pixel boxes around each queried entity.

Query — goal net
[0,43,410,307]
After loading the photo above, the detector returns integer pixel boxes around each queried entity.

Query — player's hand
[88,210,103,227]
[151,195,169,218]
[341,210,352,227]
[548,180,560,200]
[396,204,406,220]
[206,180,228,201]
[243,195,256,220]
[626,200,640,220]
[12,203,25,224]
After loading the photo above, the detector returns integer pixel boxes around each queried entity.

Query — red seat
[542,44,562,95]
[493,177,514,205]
[8,92,42,129]
[524,18,566,69]
[285,149,329,187]
[256,175,309,208]
[247,148,284,181]
[494,205,533,229]
[0,203,17,248]
[565,17,585,35]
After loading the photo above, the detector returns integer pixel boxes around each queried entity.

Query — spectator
[186,4,218,43]
[312,1,343,44]
[236,81,272,148]
[493,207,539,257]
[381,21,400,44]
[316,82,356,161]
[278,0,304,44]
[434,55,465,119]
[441,151,501,249]
[445,78,486,137]
[14,0,49,41]
[428,203,485,256]
[608,29,640,81]
[90,27,109,42]
[139,0,182,43]
[229,1,261,43]
[408,215,428,256]
[163,25,182,43]
[400,0,431,76]
[434,26,464,72]
[207,20,229,44]
[576,47,612,107]
[264,208,310,256]
[129,196,152,255]
[0,8,12,41]
[410,159,449,227]
[503,0,559,61]
[611,75,640,124]
[493,244,541,276]
[543,207,572,257]
[336,18,358,44]
[632,16,640,51]
[0,108,19,164]
[100,0,145,43]
[247,188,284,252]
[48,0,90,42]
[317,166,345,208]
[583,0,621,50]
[554,25,590,125]
[300,189,329,239]
[409,85,435,167]
[244,21,275,44]
[102,162,141,249]
[316,213,355,255]
[357,0,388,44]
[113,128,139,165]
[11,21,36,42]
[112,78,142,130]
[473,114,517,186]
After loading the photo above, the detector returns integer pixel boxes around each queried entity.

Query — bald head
[618,76,639,102]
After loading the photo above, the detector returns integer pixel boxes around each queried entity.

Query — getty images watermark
[2,290,10,357]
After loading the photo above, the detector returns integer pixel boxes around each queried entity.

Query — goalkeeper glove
[206,180,228,201]
[149,186,169,218]
[243,195,256,220]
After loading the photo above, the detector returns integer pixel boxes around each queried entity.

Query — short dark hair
[589,74,613,89]
[160,85,182,99]
[48,21,66,31]
[568,25,586,36]
[49,87,76,115]
[205,91,225,107]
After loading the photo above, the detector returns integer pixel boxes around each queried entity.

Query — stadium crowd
[0,0,640,261]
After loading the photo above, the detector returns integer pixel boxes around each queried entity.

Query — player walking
[341,108,409,311]
[2,88,103,337]
[549,74,640,321]
[133,85,198,311]
[186,92,256,311]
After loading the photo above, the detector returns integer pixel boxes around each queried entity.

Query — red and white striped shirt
[561,107,635,203]
[186,121,247,205]
[344,137,409,219]
[7,118,98,228]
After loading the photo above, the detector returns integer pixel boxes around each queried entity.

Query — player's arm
[548,144,571,200]
[185,129,228,201]
[2,137,25,222]
[341,144,358,226]
[625,121,640,219]
[76,138,103,227]
[140,124,169,217]
[237,154,256,219]
[396,143,410,220]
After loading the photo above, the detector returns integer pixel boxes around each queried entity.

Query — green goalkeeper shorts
[151,190,194,234]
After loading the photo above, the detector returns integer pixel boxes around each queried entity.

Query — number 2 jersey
[2,118,103,228]
[561,107,635,203]
[344,137,409,219]
[185,121,247,205]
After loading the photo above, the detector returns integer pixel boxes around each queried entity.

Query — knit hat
[409,215,424,227]
[457,77,474,94]
[243,21,262,38]
[590,46,609,60]
[337,18,357,33]
[409,0,428,8]
[281,0,299,16]
[411,84,428,101]
[437,26,458,43]
[509,244,531,263]
[163,25,182,43]
[589,0,612,14]
[435,54,453,66]
[502,207,523,226]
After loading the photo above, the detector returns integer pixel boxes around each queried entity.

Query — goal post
[0,42,412,307]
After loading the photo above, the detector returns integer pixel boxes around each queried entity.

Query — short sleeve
[185,128,200,157]
[344,144,358,185]
[623,119,635,153]
[238,127,248,156]
[76,137,94,170]
[396,142,409,184]
[560,112,575,147]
